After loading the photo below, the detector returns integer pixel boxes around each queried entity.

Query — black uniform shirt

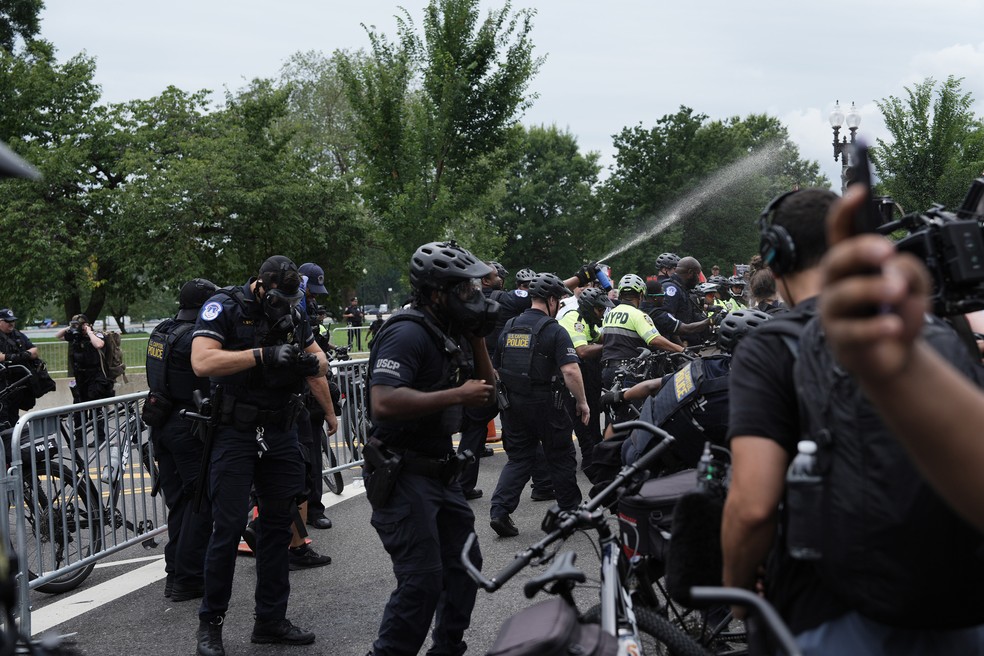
[0,329,34,356]
[369,317,465,456]
[194,281,315,409]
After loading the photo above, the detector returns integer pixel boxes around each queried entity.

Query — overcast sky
[39,0,984,193]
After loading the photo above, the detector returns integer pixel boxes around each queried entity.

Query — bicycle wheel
[583,603,711,656]
[17,462,102,594]
[321,428,344,495]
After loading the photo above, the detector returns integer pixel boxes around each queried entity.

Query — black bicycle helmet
[727,275,747,288]
[707,275,729,288]
[409,240,492,290]
[529,272,571,299]
[578,286,614,316]
[515,268,536,286]
[177,278,218,321]
[489,261,508,280]
[656,252,680,270]
[717,309,771,353]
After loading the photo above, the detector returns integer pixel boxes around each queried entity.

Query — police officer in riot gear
[365,240,497,656]
[458,261,508,500]
[191,256,334,656]
[490,272,589,538]
[145,278,217,602]
[558,287,612,476]
[654,256,711,346]
[297,262,336,531]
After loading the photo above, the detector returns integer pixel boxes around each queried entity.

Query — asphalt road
[26,442,604,656]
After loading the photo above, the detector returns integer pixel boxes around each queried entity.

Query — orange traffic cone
[486,420,501,443]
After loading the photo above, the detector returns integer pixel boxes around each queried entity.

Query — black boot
[196,616,225,656]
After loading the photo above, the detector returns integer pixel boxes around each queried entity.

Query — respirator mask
[262,287,304,334]
[445,278,500,337]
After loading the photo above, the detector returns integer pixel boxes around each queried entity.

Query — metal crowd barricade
[325,357,370,476]
[7,392,166,635]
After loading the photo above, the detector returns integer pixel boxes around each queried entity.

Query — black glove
[575,261,599,286]
[295,352,321,377]
[262,344,300,368]
[7,352,30,366]
[710,310,727,327]
[600,388,624,409]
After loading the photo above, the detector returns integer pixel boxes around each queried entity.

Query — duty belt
[399,449,468,485]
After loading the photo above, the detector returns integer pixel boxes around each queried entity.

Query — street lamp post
[829,100,862,194]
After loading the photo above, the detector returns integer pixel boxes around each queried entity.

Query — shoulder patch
[514,289,528,298]
[665,286,677,297]
[573,321,585,333]
[643,314,654,326]
[201,301,223,321]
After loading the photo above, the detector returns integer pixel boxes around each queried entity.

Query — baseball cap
[0,309,16,322]
[299,263,327,294]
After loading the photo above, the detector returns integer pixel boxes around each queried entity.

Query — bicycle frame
[462,420,677,651]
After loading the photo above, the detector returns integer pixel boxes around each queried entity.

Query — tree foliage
[599,108,828,277]
[871,76,984,215]
[338,0,541,260]
[490,124,601,276]
[0,0,42,53]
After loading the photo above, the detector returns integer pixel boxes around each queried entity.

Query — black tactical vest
[497,312,557,395]
[146,319,198,403]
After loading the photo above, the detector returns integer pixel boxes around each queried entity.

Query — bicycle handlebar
[462,420,677,593]
[689,587,801,656]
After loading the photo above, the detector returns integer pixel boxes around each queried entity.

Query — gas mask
[444,278,500,337]
[262,287,304,334]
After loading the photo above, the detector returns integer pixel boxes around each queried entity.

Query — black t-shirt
[369,316,468,456]
[727,296,848,634]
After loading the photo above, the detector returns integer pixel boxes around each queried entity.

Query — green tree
[338,0,541,260]
[599,108,827,276]
[0,0,42,52]
[490,124,601,276]
[871,76,984,215]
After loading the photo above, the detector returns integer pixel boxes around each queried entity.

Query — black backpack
[781,313,984,628]
[622,354,732,474]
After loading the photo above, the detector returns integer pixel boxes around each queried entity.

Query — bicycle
[21,395,160,594]
[0,365,103,594]
[464,420,709,655]
[463,420,802,656]
[618,443,748,654]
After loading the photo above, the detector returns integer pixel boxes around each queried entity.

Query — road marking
[29,483,365,635]
[31,558,168,635]
[94,554,165,569]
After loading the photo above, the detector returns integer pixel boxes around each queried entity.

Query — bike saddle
[523,550,585,599]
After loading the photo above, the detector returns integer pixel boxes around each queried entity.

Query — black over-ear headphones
[758,190,800,276]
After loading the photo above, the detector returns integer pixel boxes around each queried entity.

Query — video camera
[875,178,984,317]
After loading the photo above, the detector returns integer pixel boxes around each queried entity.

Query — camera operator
[56,314,114,404]
[56,313,114,442]
[821,186,984,532]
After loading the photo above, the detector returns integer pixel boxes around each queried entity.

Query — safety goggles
[265,287,304,310]
[448,278,482,302]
